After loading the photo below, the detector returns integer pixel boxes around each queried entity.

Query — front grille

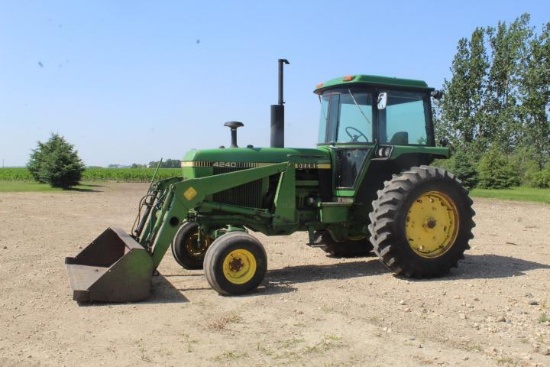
[212,168,264,208]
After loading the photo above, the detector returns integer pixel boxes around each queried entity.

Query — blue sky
[0,1,548,167]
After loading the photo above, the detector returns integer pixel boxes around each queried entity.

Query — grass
[0,181,55,192]
[263,334,344,362]
[470,187,550,204]
[213,351,249,362]
[0,181,102,193]
[136,339,152,363]
[496,355,520,366]
[301,334,343,354]
[206,312,242,331]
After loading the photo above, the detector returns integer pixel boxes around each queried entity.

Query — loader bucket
[65,227,154,303]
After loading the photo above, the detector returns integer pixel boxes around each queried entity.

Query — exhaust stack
[270,58,289,148]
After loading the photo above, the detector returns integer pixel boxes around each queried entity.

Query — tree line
[435,13,550,189]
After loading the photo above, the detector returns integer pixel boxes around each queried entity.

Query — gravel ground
[0,183,548,366]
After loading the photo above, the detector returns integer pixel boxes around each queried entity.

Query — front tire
[204,232,267,295]
[368,166,475,277]
[171,222,212,270]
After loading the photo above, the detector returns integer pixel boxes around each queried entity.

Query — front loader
[66,59,475,302]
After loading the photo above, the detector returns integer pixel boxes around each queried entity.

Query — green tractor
[66,59,475,302]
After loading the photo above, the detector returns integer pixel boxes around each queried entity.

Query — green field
[0,168,34,181]
[0,167,181,192]
[0,167,181,182]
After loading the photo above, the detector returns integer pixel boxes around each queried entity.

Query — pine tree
[451,151,479,190]
[478,148,519,189]
[27,133,85,189]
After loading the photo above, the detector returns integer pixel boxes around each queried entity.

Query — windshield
[318,90,373,144]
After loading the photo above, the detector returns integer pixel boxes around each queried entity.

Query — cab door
[319,89,375,195]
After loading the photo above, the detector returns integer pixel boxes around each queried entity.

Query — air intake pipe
[270,59,289,148]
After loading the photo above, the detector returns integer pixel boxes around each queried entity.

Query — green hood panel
[182,147,331,168]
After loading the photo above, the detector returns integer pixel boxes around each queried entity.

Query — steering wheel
[345,127,369,142]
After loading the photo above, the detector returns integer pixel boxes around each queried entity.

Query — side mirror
[377,92,387,110]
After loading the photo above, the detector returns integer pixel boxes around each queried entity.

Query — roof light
[315,83,324,89]
[343,75,354,82]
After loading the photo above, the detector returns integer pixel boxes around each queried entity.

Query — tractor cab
[315,75,434,146]
[314,75,442,193]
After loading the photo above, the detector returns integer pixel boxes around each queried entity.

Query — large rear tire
[368,166,475,277]
[204,232,267,295]
[171,222,212,270]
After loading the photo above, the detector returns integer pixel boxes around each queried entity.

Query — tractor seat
[389,131,409,145]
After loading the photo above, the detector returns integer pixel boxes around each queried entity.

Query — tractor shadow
[262,258,386,294]
[447,254,550,280]
[146,273,191,303]
[263,254,550,291]
[158,259,386,297]
[136,254,549,301]
[67,184,104,193]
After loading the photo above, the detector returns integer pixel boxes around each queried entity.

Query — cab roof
[314,74,432,94]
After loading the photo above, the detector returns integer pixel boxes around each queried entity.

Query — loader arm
[141,162,290,268]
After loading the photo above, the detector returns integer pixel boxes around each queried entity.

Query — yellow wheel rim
[222,249,257,285]
[185,233,212,257]
[405,191,459,258]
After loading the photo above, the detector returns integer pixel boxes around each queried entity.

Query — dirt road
[0,183,548,366]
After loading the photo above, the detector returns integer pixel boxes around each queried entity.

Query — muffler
[65,227,154,303]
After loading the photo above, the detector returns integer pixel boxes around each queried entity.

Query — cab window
[379,91,429,145]
[336,92,373,143]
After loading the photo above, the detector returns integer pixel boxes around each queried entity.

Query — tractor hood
[181,147,331,179]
